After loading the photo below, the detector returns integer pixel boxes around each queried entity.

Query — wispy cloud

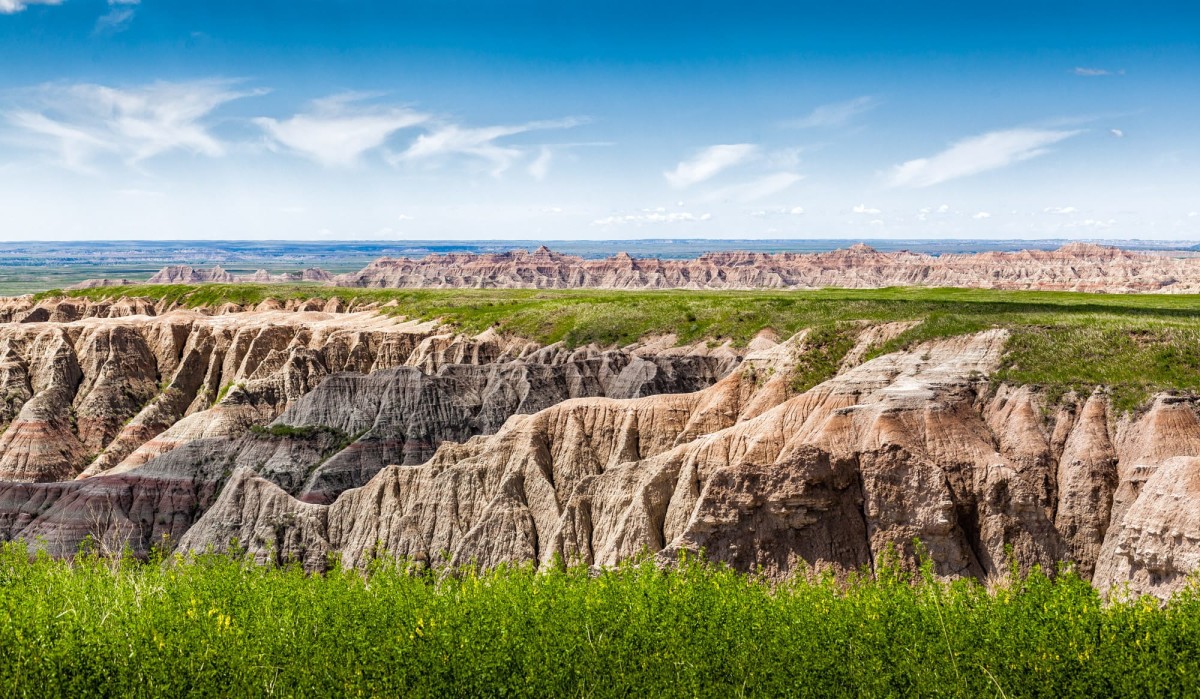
[1065,218,1116,229]
[528,146,553,180]
[1044,206,1078,215]
[393,117,586,176]
[1073,67,1124,77]
[5,79,263,171]
[706,172,802,203]
[664,144,758,189]
[0,0,60,14]
[592,208,712,226]
[94,0,140,35]
[784,96,878,129]
[257,93,427,167]
[6,111,113,172]
[853,204,881,214]
[972,211,991,219]
[889,128,1081,188]
[750,206,805,217]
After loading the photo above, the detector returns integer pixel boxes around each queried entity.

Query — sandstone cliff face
[331,243,1200,293]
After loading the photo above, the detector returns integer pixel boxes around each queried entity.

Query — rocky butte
[0,288,1197,601]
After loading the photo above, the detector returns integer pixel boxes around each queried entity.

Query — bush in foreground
[0,543,1197,697]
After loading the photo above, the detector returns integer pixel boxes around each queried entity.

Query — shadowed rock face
[4,299,1200,601]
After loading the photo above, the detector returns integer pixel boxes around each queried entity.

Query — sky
[0,1,1197,241]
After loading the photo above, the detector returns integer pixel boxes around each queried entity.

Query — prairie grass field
[0,543,1197,698]
[42,283,1200,411]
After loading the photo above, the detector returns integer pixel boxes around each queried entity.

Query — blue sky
[0,1,1197,241]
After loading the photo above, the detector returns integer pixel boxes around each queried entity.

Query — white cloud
[706,172,802,203]
[936,203,950,214]
[6,79,261,170]
[528,146,553,180]
[95,0,140,34]
[396,213,414,221]
[973,211,992,219]
[664,144,758,189]
[394,117,586,176]
[1110,129,1125,138]
[256,93,428,167]
[0,0,60,14]
[749,206,805,218]
[1189,212,1199,218]
[94,7,135,33]
[1044,206,1078,215]
[853,204,881,215]
[6,111,114,172]
[889,128,1081,188]
[766,146,805,169]
[785,96,878,129]
[1073,67,1124,77]
[592,208,712,226]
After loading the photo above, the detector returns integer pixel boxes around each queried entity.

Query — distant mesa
[68,243,1200,294]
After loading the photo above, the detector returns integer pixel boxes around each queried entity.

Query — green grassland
[38,283,1200,412]
[0,543,1195,698]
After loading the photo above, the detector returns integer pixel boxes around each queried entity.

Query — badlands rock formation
[332,243,1200,293]
[1,295,1199,600]
[0,296,737,557]
[143,265,332,285]
[182,324,1200,600]
[76,243,1200,293]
